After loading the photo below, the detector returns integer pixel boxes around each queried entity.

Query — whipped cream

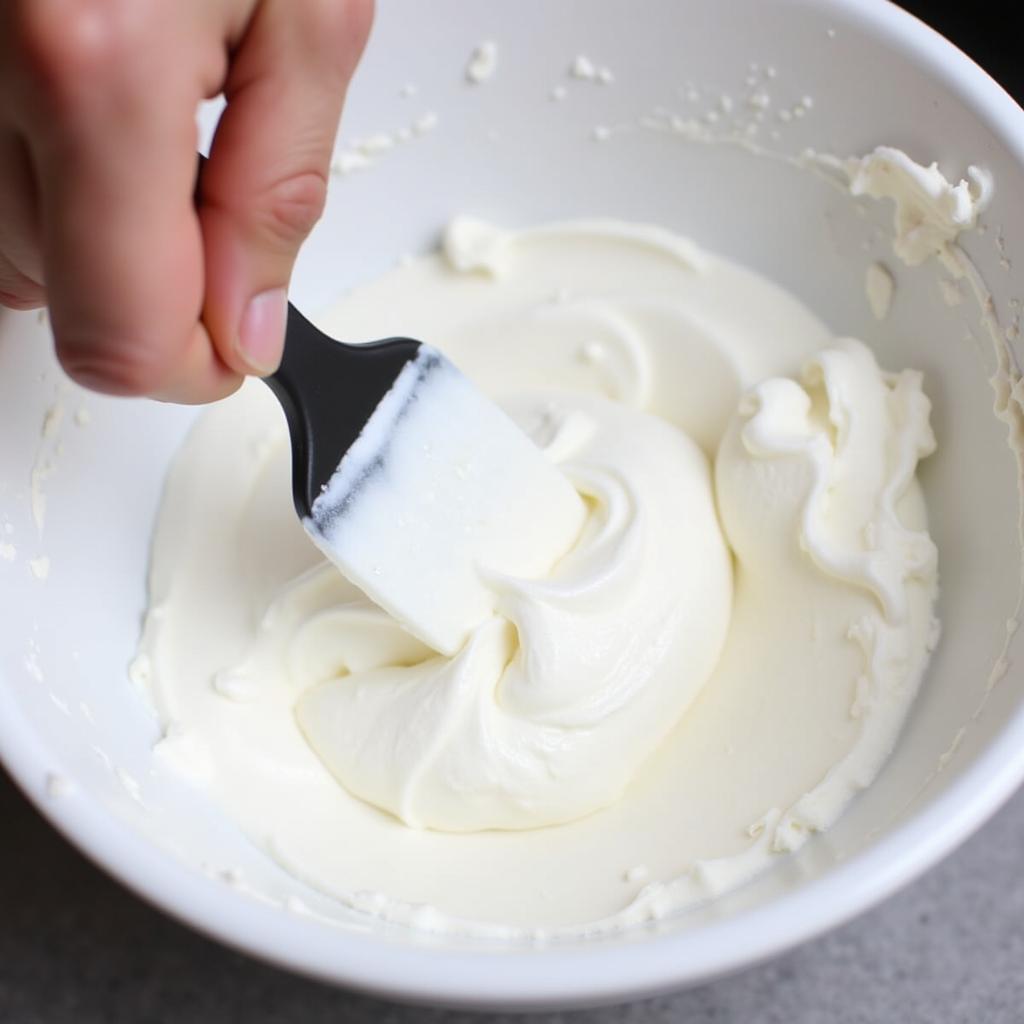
[465,41,498,85]
[865,262,895,320]
[298,392,732,831]
[847,148,992,267]
[813,146,993,272]
[137,218,937,937]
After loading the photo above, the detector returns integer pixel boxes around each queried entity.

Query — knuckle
[323,0,375,40]
[15,0,145,109]
[347,0,376,43]
[0,289,45,312]
[258,171,328,250]
[56,334,173,397]
[296,0,374,76]
[0,261,45,310]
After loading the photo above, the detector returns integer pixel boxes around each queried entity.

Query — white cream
[570,55,597,80]
[465,41,498,85]
[299,391,731,831]
[816,146,993,270]
[138,219,937,937]
[865,262,895,320]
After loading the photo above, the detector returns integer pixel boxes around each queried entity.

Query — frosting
[294,393,731,831]
[812,146,992,271]
[137,217,937,936]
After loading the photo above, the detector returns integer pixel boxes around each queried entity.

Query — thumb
[199,0,373,377]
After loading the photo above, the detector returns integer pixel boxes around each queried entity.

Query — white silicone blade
[304,347,587,655]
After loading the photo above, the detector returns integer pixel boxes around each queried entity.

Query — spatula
[261,306,587,656]
[195,157,585,655]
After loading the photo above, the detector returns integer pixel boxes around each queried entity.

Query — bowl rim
[5,0,1024,1010]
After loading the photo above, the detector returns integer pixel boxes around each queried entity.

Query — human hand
[0,0,373,402]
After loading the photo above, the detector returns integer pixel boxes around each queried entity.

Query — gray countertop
[2,767,1022,1023]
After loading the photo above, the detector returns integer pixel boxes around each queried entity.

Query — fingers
[13,2,241,402]
[34,129,241,402]
[0,132,45,309]
[0,251,45,310]
[0,0,372,401]
[199,0,374,378]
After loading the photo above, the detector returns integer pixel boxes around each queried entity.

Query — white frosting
[571,55,597,80]
[138,219,937,937]
[465,41,498,84]
[299,392,731,831]
[865,262,895,320]
[836,146,992,269]
[717,339,937,848]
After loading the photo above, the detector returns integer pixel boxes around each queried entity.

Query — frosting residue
[842,146,992,268]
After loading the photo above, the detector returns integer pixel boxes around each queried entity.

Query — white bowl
[3,0,1024,1011]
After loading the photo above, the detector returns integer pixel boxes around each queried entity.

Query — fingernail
[237,288,287,375]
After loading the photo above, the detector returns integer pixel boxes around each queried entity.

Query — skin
[0,0,374,403]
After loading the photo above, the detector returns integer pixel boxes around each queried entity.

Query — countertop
[3,3,1023,1022]
[2,771,1023,1023]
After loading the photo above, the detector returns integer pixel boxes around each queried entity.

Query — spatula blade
[303,347,587,655]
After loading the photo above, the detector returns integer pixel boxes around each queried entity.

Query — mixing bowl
[3,0,1024,1010]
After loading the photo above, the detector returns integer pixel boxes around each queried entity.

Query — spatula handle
[194,153,421,519]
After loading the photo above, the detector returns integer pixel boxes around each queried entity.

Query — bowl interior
[3,0,1024,1007]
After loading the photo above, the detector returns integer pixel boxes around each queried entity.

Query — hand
[0,0,373,402]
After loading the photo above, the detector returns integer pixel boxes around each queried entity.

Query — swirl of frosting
[715,338,938,849]
[244,393,733,832]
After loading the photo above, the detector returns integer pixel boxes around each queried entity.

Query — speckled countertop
[3,3,1023,1022]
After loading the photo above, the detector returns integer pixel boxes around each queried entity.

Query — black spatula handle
[194,153,422,519]
[265,307,420,518]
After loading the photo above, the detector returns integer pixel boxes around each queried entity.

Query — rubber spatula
[195,158,584,655]
[262,307,586,656]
